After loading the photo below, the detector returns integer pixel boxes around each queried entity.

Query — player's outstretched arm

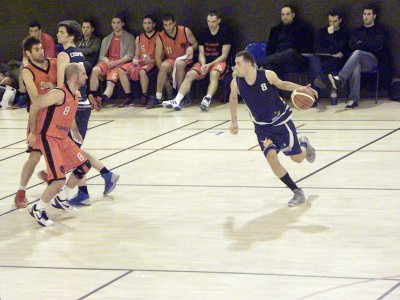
[229,79,239,135]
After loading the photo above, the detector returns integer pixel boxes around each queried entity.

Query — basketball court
[0,98,399,299]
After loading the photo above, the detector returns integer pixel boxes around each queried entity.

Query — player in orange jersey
[14,36,57,208]
[27,63,91,226]
[118,14,159,107]
[146,13,197,109]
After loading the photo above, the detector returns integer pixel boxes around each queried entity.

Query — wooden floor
[0,98,399,300]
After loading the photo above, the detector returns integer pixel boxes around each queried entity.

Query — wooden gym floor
[0,98,399,299]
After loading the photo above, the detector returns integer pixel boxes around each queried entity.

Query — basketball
[291,86,315,110]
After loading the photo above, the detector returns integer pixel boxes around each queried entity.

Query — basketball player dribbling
[229,51,318,206]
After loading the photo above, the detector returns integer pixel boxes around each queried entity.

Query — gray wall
[1,0,399,76]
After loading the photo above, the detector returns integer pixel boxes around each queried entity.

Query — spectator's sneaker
[162,99,181,111]
[345,100,359,109]
[328,74,344,89]
[200,96,211,111]
[29,204,54,227]
[68,191,91,206]
[88,94,102,111]
[102,172,120,195]
[14,190,28,208]
[139,95,148,107]
[288,189,306,207]
[51,196,78,215]
[146,96,162,109]
[299,136,316,163]
[37,170,48,182]
[313,78,327,89]
[118,97,134,107]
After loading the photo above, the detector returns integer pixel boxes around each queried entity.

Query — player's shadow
[223,195,328,250]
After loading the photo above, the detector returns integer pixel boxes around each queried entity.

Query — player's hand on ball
[306,84,319,99]
[230,122,238,135]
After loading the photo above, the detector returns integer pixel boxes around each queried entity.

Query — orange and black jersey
[36,84,78,139]
[159,26,190,59]
[23,58,57,97]
[138,32,158,59]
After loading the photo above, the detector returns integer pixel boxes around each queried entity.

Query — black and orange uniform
[23,58,57,152]
[36,84,87,183]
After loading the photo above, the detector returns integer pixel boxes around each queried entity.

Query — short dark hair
[112,13,125,23]
[363,3,378,15]
[236,51,255,66]
[22,36,41,53]
[162,13,175,23]
[328,9,344,20]
[281,5,296,14]
[58,20,82,42]
[82,18,95,28]
[143,14,157,24]
[28,20,41,30]
[207,10,220,19]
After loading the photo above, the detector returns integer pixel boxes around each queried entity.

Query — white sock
[57,186,71,201]
[36,199,47,210]
[19,185,27,191]
[175,93,184,104]
[156,92,162,100]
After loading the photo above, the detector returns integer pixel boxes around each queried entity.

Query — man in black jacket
[265,5,313,74]
[329,4,387,109]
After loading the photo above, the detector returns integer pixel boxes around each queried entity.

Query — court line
[77,270,133,300]
[296,127,400,183]
[0,120,204,213]
[377,281,400,300]
[0,120,114,150]
[0,264,398,282]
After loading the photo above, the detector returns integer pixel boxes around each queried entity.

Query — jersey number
[166,46,172,54]
[63,107,70,115]
[261,83,268,91]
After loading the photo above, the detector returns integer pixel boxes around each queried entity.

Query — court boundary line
[377,281,400,300]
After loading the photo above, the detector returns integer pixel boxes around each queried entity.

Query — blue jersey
[63,46,90,109]
[237,69,292,126]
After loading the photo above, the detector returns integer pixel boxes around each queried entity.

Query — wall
[1,0,399,77]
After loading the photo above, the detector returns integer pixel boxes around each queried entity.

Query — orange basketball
[291,86,315,110]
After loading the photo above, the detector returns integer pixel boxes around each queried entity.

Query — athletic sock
[175,93,184,104]
[19,185,27,191]
[279,173,299,191]
[36,199,46,210]
[100,167,110,175]
[156,92,162,100]
[78,186,89,195]
[58,186,71,201]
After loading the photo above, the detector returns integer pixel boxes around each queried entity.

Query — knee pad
[73,160,91,179]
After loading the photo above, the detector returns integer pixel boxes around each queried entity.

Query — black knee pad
[73,160,91,179]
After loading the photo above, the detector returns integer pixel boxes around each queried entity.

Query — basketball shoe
[162,99,181,111]
[68,191,91,206]
[288,188,305,207]
[30,204,54,227]
[51,196,78,215]
[299,136,316,163]
[102,172,120,195]
[200,96,211,111]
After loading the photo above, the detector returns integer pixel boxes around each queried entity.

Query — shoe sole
[104,174,120,195]
[328,74,337,90]
[288,200,306,207]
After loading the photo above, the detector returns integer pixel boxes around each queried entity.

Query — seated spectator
[146,13,197,109]
[76,18,101,75]
[265,5,313,74]
[306,9,349,105]
[329,4,387,109]
[162,10,231,111]
[118,14,159,107]
[88,13,135,108]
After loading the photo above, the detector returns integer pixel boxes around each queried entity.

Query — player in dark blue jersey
[229,51,317,206]
[43,20,119,206]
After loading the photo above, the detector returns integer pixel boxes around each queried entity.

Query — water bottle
[330,89,338,105]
